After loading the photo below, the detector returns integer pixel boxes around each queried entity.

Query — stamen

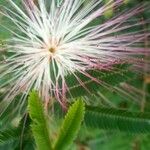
[49,47,56,53]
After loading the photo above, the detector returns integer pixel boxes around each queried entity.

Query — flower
[0,0,149,114]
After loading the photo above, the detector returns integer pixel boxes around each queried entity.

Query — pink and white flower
[0,0,149,114]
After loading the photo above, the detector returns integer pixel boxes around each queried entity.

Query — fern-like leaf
[28,91,52,150]
[0,127,22,145]
[85,106,150,134]
[0,115,31,146]
[54,99,85,150]
[66,64,134,98]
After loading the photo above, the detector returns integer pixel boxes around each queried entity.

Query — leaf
[0,127,22,145]
[85,106,150,134]
[0,95,25,129]
[66,64,135,98]
[54,99,85,150]
[28,91,52,150]
[0,115,31,145]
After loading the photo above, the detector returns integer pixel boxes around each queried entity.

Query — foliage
[54,99,85,150]
[66,64,135,98]
[28,91,52,150]
[0,0,150,150]
[85,106,150,133]
[0,116,34,150]
[28,91,85,150]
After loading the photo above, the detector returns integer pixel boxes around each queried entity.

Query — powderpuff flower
[0,0,149,114]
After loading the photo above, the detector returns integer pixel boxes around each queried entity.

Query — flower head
[0,0,149,114]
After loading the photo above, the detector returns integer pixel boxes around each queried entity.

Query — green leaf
[0,115,31,146]
[66,64,135,98]
[54,99,85,150]
[0,127,23,145]
[85,106,150,134]
[28,91,52,150]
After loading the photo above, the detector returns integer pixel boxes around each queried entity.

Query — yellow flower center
[49,47,56,53]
